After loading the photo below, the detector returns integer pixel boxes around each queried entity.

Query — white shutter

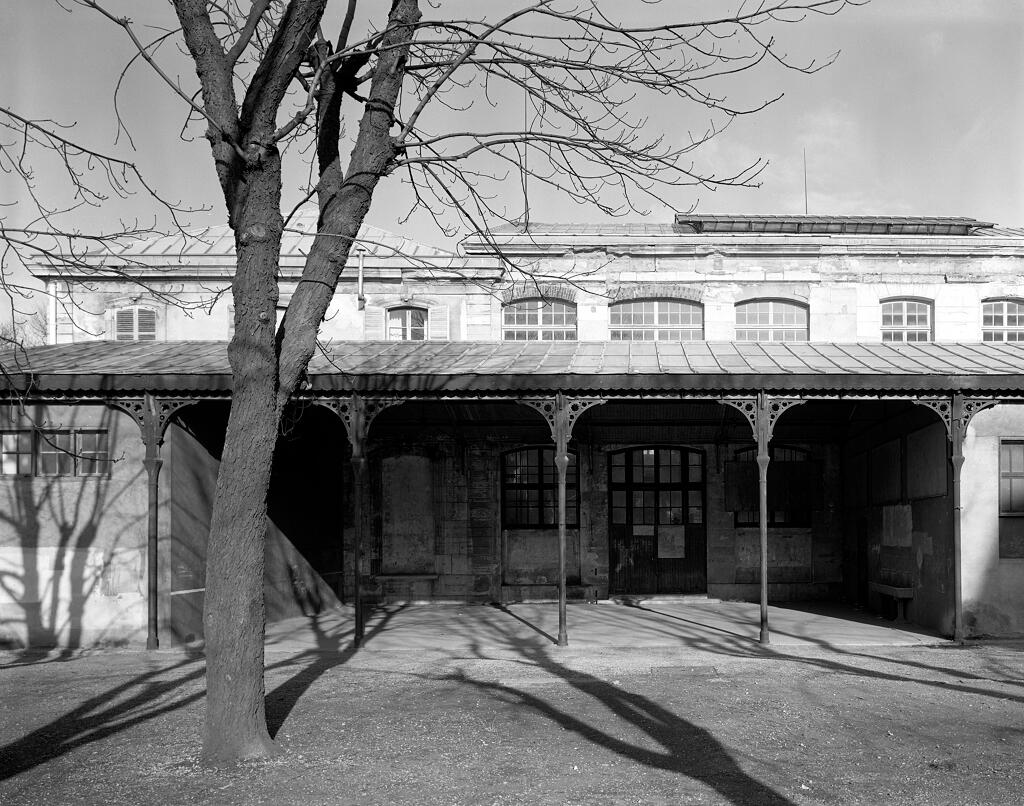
[114,309,135,341]
[427,304,450,341]
[137,308,157,340]
[363,305,386,340]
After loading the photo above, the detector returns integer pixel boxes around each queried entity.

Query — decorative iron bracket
[520,394,606,447]
[314,394,406,458]
[914,395,999,444]
[108,394,195,446]
[720,395,805,443]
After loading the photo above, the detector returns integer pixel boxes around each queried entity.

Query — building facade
[5,213,1024,649]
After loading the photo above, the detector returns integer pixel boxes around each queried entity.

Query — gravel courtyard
[2,603,1022,806]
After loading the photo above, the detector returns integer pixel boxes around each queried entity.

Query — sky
[2,0,1022,276]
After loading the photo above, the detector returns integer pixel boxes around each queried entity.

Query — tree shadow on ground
[0,652,206,782]
[264,603,406,738]
[447,623,794,806]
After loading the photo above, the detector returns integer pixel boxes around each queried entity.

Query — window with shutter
[386,306,427,340]
[363,306,386,340]
[427,304,450,340]
[113,306,158,341]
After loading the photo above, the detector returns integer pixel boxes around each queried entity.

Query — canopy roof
[672,214,995,236]
[3,341,1024,397]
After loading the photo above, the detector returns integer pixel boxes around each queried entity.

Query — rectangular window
[77,431,110,475]
[999,440,1024,558]
[983,300,1024,342]
[502,447,578,528]
[37,431,74,476]
[0,431,33,475]
[728,447,814,527]
[0,429,110,478]
[881,300,932,342]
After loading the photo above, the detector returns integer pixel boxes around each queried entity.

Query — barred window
[502,447,578,528]
[387,307,427,341]
[881,299,932,342]
[503,300,577,341]
[610,300,703,341]
[983,300,1024,342]
[113,307,157,341]
[735,300,808,342]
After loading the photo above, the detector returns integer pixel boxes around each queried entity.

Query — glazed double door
[609,447,707,594]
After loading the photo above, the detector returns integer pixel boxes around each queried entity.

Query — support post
[314,395,405,648]
[950,396,966,643]
[554,421,570,647]
[915,395,997,642]
[142,406,162,651]
[110,395,192,650]
[755,395,770,644]
[351,435,367,648]
[520,394,605,647]
[721,394,804,645]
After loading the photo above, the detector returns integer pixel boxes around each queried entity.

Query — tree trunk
[202,163,284,763]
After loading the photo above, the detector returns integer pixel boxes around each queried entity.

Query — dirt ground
[1,626,1023,805]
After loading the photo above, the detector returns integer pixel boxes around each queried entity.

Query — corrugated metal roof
[484,220,1024,239]
[3,341,1024,396]
[673,214,994,235]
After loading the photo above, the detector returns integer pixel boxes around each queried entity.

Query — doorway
[608,446,707,594]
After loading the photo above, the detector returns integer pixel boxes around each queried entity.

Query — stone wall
[0,404,150,648]
[961,404,1024,637]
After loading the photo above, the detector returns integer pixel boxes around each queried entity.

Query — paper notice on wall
[882,504,913,547]
[658,526,686,558]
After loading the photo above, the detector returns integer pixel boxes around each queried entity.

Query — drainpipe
[357,247,366,311]
[47,281,57,344]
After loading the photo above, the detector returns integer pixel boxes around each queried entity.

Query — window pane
[735,301,808,342]
[610,300,703,341]
[503,300,576,341]
[881,299,931,342]
[502,446,579,528]
[984,300,1024,342]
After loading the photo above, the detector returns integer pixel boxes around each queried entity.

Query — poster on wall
[658,525,686,558]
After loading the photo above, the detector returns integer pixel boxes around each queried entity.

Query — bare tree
[2,0,857,763]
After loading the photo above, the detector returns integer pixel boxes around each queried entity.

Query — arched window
[983,299,1024,342]
[112,306,157,341]
[503,299,577,341]
[729,445,812,527]
[501,446,578,528]
[735,299,808,342]
[610,299,703,341]
[881,298,932,342]
[387,306,427,341]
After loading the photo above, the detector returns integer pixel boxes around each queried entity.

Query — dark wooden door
[609,447,706,594]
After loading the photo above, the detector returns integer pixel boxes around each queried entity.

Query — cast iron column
[755,396,771,644]
[721,394,804,645]
[521,394,605,647]
[314,395,404,648]
[109,394,192,650]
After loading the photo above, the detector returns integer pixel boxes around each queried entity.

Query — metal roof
[673,214,994,236]
[3,341,1024,397]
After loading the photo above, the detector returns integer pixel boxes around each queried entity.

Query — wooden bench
[869,581,914,622]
